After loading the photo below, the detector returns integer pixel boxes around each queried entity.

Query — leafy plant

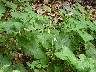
[0,0,96,72]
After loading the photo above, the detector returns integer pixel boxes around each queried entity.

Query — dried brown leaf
[37,8,46,14]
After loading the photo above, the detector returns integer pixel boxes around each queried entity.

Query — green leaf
[11,12,30,23]
[24,6,33,13]
[37,33,53,48]
[42,5,51,12]
[27,61,37,69]
[55,46,96,72]
[13,70,20,72]
[2,21,23,33]
[75,3,85,13]
[40,56,48,65]
[12,64,26,72]
[55,46,77,64]
[48,61,63,72]
[34,69,39,72]
[0,2,6,19]
[87,21,96,31]
[5,1,17,10]
[85,42,96,60]
[76,54,96,72]
[77,30,94,42]
[0,56,11,69]
[67,7,80,15]
[0,2,6,13]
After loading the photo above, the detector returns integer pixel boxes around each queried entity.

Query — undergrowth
[0,0,96,72]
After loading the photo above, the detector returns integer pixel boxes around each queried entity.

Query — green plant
[0,1,96,72]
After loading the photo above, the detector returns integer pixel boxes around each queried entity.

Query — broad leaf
[77,30,94,42]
